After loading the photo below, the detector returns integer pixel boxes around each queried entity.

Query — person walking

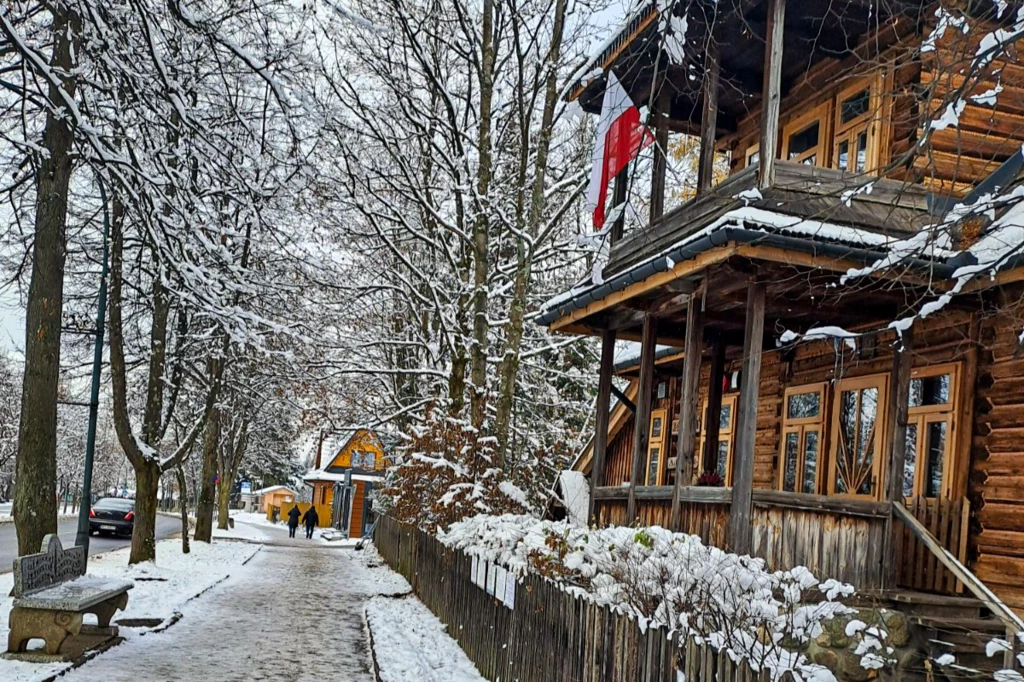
[287,505,301,538]
[302,505,320,539]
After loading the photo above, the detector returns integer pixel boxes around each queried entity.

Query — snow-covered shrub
[442,514,859,681]
[377,412,543,530]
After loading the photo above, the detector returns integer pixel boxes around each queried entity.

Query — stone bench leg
[84,592,129,628]
[6,608,83,655]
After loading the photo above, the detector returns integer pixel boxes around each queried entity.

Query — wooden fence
[897,495,970,594]
[373,514,773,682]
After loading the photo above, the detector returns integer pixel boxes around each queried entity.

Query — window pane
[857,388,878,494]
[910,374,951,408]
[903,424,918,498]
[787,391,821,419]
[841,88,870,124]
[783,432,799,492]
[647,447,661,485]
[925,422,947,497]
[651,416,663,440]
[716,441,729,479]
[788,121,820,159]
[748,150,760,167]
[836,390,858,494]
[803,431,819,494]
[720,404,732,430]
[836,387,877,495]
[855,130,868,172]
[838,140,850,171]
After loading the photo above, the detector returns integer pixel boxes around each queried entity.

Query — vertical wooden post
[611,169,628,244]
[701,333,725,475]
[882,325,914,589]
[651,86,670,221]
[589,328,617,525]
[758,0,786,190]
[671,295,704,530]
[728,281,766,555]
[627,315,658,523]
[696,39,720,195]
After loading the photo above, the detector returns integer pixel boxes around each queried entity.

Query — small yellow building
[254,485,298,513]
[302,429,387,537]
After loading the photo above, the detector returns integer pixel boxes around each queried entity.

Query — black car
[89,498,135,537]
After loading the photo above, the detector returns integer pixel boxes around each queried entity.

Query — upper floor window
[832,77,881,174]
[782,103,830,166]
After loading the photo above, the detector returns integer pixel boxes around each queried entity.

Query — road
[0,512,181,573]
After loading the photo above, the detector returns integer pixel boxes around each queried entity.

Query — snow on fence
[373,514,773,682]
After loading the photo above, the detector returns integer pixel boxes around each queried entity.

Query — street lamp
[75,175,111,555]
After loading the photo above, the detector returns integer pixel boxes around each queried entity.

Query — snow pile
[558,470,590,526]
[366,596,486,682]
[441,514,856,681]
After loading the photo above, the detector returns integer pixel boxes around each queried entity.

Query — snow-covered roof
[253,485,298,496]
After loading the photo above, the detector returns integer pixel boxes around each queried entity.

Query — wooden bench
[5,534,133,659]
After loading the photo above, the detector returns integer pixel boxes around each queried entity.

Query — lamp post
[75,175,111,555]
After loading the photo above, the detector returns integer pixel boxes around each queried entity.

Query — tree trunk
[493,0,569,462]
[13,5,81,556]
[194,405,219,542]
[175,465,190,555]
[469,0,495,430]
[216,475,231,530]
[131,460,161,564]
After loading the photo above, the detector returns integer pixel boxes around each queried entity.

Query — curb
[363,605,383,682]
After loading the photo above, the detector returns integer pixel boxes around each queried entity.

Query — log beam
[697,38,720,195]
[728,281,766,555]
[651,84,670,221]
[758,0,785,190]
[627,315,658,522]
[882,325,914,589]
[671,295,705,530]
[701,333,726,475]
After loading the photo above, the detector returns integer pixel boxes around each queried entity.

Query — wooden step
[882,589,991,619]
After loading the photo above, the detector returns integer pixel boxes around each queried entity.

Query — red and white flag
[586,72,654,232]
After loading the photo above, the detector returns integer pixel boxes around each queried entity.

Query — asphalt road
[0,512,182,573]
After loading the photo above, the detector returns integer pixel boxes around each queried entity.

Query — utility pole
[75,175,111,556]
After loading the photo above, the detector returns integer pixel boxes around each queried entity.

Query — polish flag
[586,72,654,232]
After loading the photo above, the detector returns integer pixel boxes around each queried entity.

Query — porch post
[758,0,786,190]
[589,328,617,524]
[728,281,766,555]
[627,314,658,523]
[701,333,726,475]
[650,85,670,221]
[696,38,720,195]
[883,325,914,589]
[671,294,704,530]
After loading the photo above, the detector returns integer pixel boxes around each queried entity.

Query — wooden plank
[701,334,725,475]
[729,281,765,554]
[758,0,785,189]
[671,296,705,528]
[697,38,720,195]
[750,490,891,518]
[651,84,670,221]
[628,315,658,522]
[590,329,618,523]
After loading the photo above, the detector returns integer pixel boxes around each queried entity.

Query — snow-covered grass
[441,514,856,682]
[366,595,485,682]
[0,538,259,682]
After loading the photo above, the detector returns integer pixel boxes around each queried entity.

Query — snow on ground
[217,511,360,546]
[366,595,486,682]
[0,538,259,682]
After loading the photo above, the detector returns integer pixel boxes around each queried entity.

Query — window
[780,384,827,494]
[698,394,738,484]
[902,364,958,499]
[782,104,830,166]
[745,144,760,169]
[645,409,668,485]
[829,374,888,497]
[363,452,377,469]
[832,77,881,174]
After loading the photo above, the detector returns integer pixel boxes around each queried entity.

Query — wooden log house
[541,0,1024,635]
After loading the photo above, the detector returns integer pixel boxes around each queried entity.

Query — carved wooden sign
[12,534,86,598]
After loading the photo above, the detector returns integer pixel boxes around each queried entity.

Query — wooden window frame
[831,74,884,174]
[778,382,829,494]
[903,363,960,500]
[781,102,831,166]
[645,408,668,485]
[745,143,760,169]
[699,393,738,485]
[828,373,889,499]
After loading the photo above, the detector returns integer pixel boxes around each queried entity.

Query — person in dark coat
[286,505,301,538]
[302,506,319,539]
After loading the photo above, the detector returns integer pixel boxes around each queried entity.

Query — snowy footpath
[0,519,486,682]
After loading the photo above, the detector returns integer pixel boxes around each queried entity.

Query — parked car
[89,498,135,537]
